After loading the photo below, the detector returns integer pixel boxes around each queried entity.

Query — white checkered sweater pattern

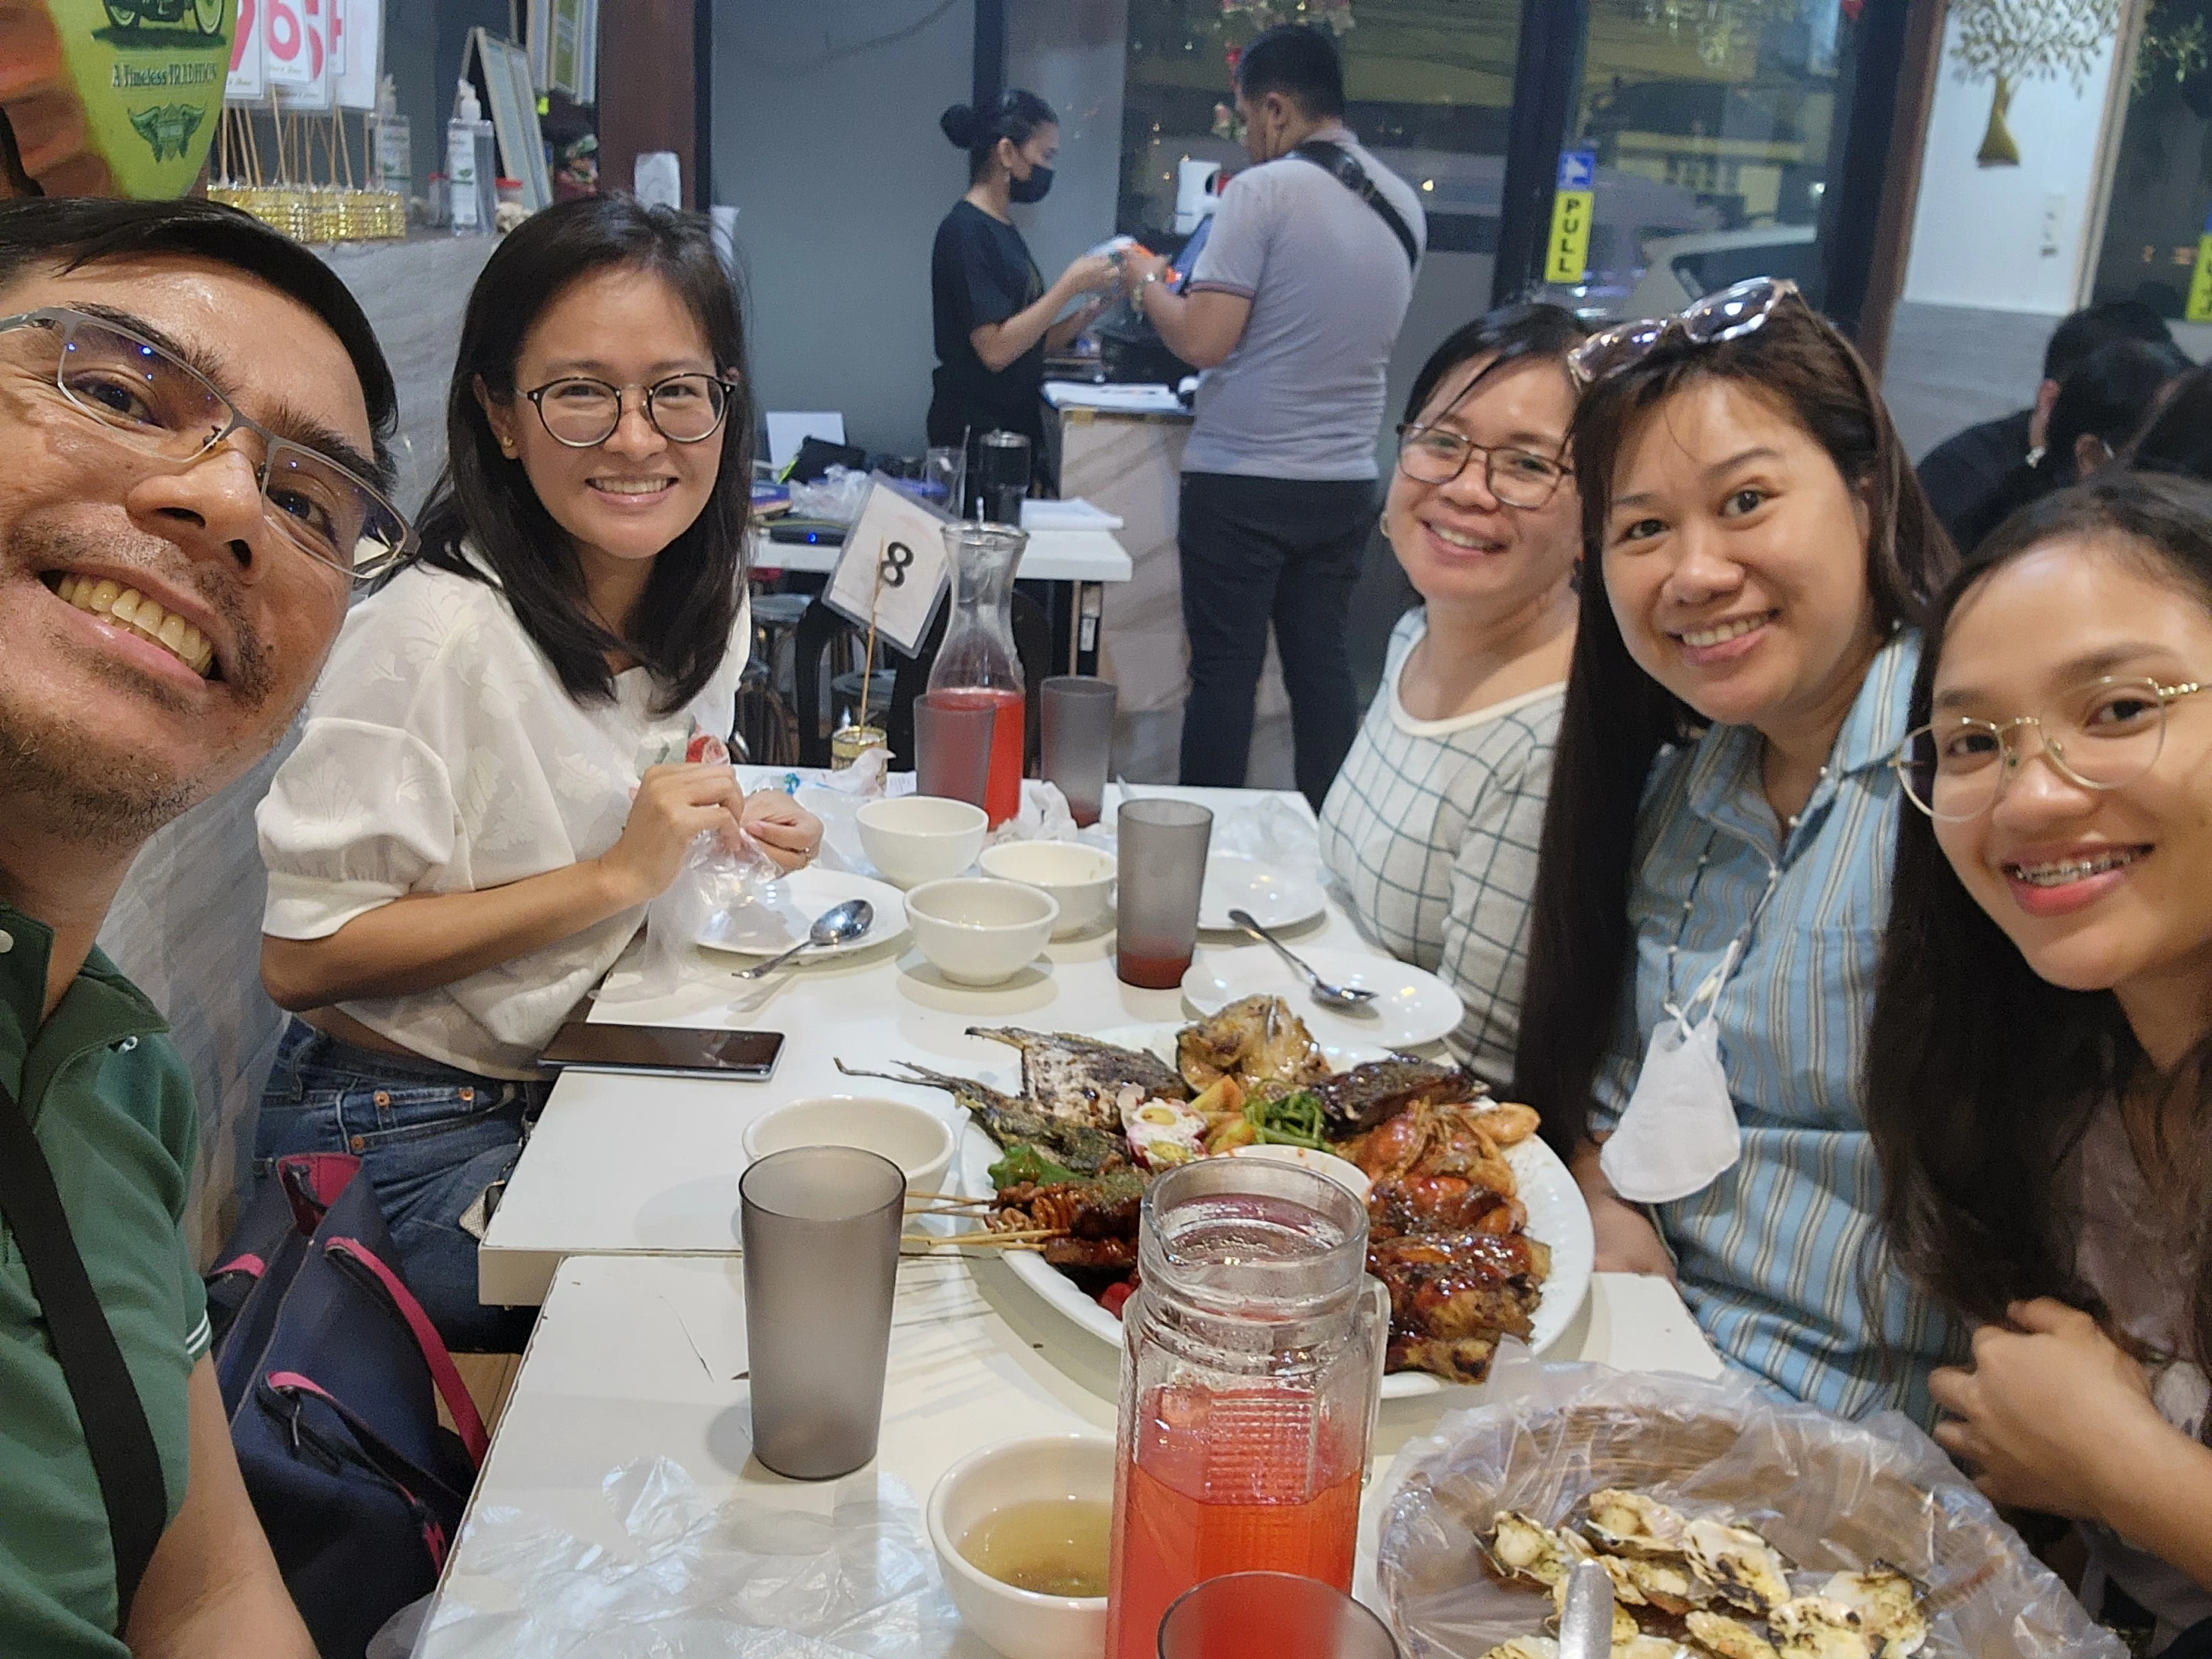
[1317,611,1562,1087]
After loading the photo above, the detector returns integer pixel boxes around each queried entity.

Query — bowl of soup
[926,1432,1113,1659]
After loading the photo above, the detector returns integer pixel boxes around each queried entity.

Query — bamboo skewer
[901,1226,1069,1249]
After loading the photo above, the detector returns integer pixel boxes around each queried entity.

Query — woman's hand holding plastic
[597,763,748,906]
[1059,250,1120,299]
[1929,1298,2165,1522]
[740,791,824,873]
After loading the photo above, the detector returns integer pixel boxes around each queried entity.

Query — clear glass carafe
[1103,1159,1389,1659]
[926,522,1028,826]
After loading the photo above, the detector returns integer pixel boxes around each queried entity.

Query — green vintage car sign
[47,0,231,196]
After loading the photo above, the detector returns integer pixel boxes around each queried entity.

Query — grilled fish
[832,1057,1125,1174]
[1309,1053,1483,1137]
[965,1026,1187,1128]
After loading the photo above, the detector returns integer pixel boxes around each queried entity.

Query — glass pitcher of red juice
[928,522,1026,827]
[1104,1159,1389,1659]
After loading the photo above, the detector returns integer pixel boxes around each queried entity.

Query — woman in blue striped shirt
[1869,475,2212,1649]
[1515,281,1960,1421]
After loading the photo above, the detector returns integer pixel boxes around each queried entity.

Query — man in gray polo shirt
[1121,23,1422,807]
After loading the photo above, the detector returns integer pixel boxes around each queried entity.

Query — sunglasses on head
[1568,276,1800,386]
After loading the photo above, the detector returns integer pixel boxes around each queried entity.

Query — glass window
[2086,4,2212,328]
[1547,2,1851,322]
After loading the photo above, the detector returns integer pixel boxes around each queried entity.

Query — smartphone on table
[539,1023,785,1080]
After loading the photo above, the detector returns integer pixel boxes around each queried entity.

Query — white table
[750,524,1133,586]
[751,524,1133,677]
[417,1254,1721,1657]
[480,784,1331,1304]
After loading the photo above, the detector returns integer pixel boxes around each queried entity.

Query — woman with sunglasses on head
[1514,278,1960,1420]
[1317,304,1583,1085]
[253,197,820,1349]
[1867,475,2212,1651]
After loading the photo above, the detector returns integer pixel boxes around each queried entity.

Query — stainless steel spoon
[730,898,875,981]
[1558,1561,1616,1659]
[1226,907,1379,1011]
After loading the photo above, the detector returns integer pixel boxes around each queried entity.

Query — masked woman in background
[929,89,1117,463]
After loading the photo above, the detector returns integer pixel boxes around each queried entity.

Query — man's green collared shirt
[0,904,208,1655]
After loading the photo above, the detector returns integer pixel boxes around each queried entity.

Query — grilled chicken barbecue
[1368,1227,1549,1382]
[966,1026,1187,1129]
[1177,995,1332,1093]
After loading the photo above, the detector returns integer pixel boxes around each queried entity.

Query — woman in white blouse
[255,197,819,1348]
[1316,304,1584,1086]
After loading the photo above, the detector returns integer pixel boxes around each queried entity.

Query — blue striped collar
[1679,630,1921,854]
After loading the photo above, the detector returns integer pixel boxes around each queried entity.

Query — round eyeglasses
[1570,276,1800,386]
[521,373,737,449]
[0,307,410,582]
[1394,424,1572,507]
[1892,675,2208,822]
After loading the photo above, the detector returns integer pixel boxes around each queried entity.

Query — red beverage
[932,685,1024,826]
[1104,1385,1362,1659]
[1116,947,1195,990]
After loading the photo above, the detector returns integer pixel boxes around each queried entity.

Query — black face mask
[1009,163,1054,205]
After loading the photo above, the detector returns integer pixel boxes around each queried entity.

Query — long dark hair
[939,89,1056,183]
[1514,299,1954,1154]
[1866,473,2212,1423]
[1401,302,1585,430]
[413,195,751,712]
[2122,361,2212,484]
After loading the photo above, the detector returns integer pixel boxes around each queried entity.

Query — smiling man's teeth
[52,573,215,677]
[1431,524,1500,551]
[1679,613,1771,649]
[2006,849,2144,887]
[592,478,672,495]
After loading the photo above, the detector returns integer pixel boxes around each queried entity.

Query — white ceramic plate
[693,867,910,959]
[1198,854,1327,934]
[1182,948,1464,1050]
[954,1023,1594,1400]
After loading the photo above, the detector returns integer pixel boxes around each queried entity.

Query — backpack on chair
[207,1152,487,1659]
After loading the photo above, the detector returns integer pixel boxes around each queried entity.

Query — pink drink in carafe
[928,523,1027,827]
[1103,1162,1386,1659]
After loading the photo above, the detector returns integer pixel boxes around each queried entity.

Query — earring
[498,437,518,458]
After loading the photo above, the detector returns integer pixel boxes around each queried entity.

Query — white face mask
[1602,1007,1740,1204]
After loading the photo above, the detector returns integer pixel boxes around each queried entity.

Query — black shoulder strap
[1292,139,1420,271]
[0,1074,167,1630]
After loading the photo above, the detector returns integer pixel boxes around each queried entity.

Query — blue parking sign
[1558,149,1596,191]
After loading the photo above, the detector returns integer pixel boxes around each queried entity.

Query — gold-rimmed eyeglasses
[521,372,738,449]
[0,306,410,583]
[1393,423,1572,507]
[1891,675,2209,821]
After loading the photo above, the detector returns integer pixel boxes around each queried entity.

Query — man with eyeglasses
[0,198,403,1657]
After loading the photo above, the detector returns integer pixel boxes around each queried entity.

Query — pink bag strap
[324,1237,490,1464]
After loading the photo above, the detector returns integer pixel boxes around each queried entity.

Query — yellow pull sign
[1547,189,1594,286]
[2189,232,2212,324]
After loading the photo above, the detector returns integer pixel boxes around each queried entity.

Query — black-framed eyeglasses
[1569,276,1800,386]
[0,307,409,582]
[1394,423,1572,506]
[521,373,738,449]
[1890,675,2209,822]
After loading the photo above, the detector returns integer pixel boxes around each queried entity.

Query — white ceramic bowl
[740,1095,956,1201]
[926,1433,1113,1659]
[978,842,1117,939]
[904,878,1060,987]
[857,796,989,890]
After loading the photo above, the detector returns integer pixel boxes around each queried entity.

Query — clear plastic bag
[1374,1359,2125,1659]
[787,465,874,524]
[621,826,787,998]
[417,1457,966,1657]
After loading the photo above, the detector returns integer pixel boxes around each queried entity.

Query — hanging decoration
[1947,0,2119,167]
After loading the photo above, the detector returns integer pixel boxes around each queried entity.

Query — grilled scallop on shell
[1686,1609,1781,1659]
[1479,1640,1560,1659]
[1769,1597,1872,1659]
[1820,1568,1927,1659]
[1683,1517,1793,1616]
[1488,1512,1585,1588]
[1585,1489,1692,1558]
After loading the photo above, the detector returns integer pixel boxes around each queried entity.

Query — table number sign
[822,474,956,657]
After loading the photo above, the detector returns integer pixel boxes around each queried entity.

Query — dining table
[420,778,1726,1656]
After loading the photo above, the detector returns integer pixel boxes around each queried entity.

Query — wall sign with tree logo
[1948,0,2120,166]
